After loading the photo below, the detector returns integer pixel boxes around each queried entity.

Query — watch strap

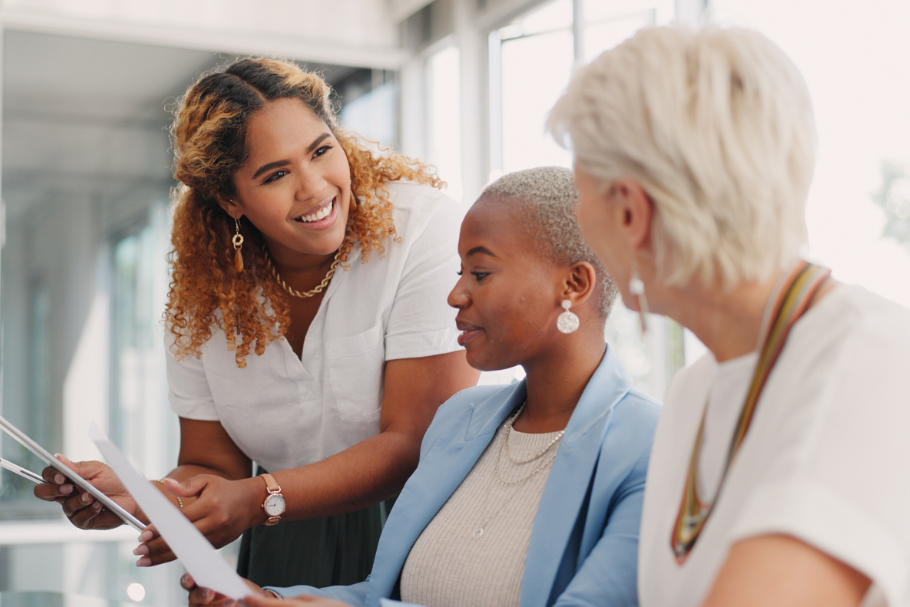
[261,473,281,494]
[260,473,285,526]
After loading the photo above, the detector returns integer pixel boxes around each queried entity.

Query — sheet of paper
[89,421,250,601]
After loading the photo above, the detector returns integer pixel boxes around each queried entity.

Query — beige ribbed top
[400,423,563,607]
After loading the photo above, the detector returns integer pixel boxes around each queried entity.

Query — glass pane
[338,70,399,149]
[110,207,174,479]
[1,252,59,520]
[584,9,655,61]
[498,0,573,40]
[500,28,574,173]
[0,540,199,605]
[426,45,463,202]
[585,0,670,22]
[711,0,910,310]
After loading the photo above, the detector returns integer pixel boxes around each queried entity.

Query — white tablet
[0,414,146,531]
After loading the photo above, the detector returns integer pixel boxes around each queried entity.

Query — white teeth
[297,200,333,223]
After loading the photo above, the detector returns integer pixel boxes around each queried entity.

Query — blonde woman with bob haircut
[549,25,910,607]
[36,57,479,588]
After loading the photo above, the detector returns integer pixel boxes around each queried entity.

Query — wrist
[152,479,184,509]
[239,476,272,527]
[257,473,287,527]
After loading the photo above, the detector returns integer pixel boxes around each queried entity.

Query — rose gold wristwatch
[259,473,286,526]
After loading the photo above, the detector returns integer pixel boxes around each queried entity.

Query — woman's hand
[135,475,263,566]
[180,574,351,607]
[33,455,138,530]
[181,573,266,607]
[241,594,353,606]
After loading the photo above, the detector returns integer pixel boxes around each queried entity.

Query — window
[426,45,464,202]
[0,279,57,520]
[495,0,575,175]
[109,205,175,479]
[711,0,910,310]
[338,69,400,149]
[0,199,187,603]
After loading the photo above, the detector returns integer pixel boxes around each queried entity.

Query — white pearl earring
[557,300,579,334]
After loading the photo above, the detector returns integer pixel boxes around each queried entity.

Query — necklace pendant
[471,527,484,540]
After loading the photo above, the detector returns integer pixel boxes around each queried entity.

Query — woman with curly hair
[35,57,479,588]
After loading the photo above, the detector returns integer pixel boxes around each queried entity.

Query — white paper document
[89,421,250,601]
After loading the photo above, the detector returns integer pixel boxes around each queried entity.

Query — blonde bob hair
[548,25,816,289]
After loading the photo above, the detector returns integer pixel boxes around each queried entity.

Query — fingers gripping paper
[89,422,250,601]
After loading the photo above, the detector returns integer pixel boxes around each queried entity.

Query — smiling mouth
[456,321,483,346]
[457,320,482,333]
[294,198,335,223]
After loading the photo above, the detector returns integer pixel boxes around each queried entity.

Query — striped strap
[671,261,831,563]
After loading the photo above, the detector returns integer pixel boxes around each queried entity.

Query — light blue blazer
[273,345,660,607]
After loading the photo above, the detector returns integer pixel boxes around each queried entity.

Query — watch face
[264,494,286,516]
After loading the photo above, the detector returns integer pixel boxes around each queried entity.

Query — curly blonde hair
[166,58,442,367]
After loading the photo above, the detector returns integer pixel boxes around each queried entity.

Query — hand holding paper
[89,421,250,601]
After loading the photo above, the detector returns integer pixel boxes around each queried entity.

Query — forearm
[260,429,420,523]
[259,352,474,523]
[167,464,249,482]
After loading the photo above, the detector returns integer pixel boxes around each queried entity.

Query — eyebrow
[467,246,497,258]
[252,160,289,180]
[251,133,333,179]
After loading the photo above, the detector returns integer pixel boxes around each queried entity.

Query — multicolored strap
[670,261,832,563]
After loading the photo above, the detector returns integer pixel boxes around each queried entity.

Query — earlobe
[216,195,244,219]
[556,263,596,335]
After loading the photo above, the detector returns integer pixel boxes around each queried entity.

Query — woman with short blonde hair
[550,25,910,607]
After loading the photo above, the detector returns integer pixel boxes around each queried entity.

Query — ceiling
[2,31,359,218]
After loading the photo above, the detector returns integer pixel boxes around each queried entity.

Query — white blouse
[166,182,465,473]
[639,285,910,607]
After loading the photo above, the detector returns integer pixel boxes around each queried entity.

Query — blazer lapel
[520,346,632,607]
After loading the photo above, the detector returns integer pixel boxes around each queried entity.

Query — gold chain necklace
[266,249,342,299]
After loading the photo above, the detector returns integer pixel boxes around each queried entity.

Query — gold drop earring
[232,218,244,273]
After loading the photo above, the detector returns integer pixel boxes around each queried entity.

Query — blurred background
[0,0,907,605]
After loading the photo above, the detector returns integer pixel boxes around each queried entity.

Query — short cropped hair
[548,25,816,289]
[481,166,618,317]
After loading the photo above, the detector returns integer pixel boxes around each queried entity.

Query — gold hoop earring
[232,218,244,273]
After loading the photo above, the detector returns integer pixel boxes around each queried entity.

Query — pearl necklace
[503,402,566,466]
[471,402,565,540]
